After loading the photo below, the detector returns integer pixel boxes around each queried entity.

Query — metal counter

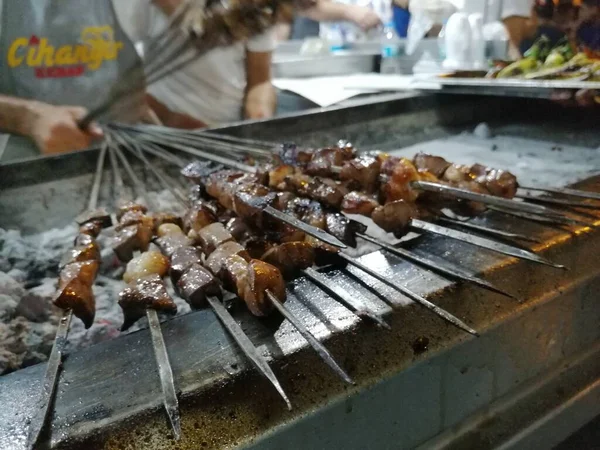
[0,94,599,450]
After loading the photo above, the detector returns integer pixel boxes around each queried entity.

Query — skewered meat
[79,221,103,237]
[176,264,222,309]
[232,184,278,227]
[267,164,296,190]
[284,174,346,208]
[183,201,218,233]
[306,147,356,177]
[75,208,111,228]
[119,274,177,331]
[286,197,326,229]
[225,217,250,241]
[153,212,183,231]
[261,242,315,277]
[123,251,170,284]
[325,213,366,248]
[74,232,96,247]
[117,203,147,221]
[371,200,416,233]
[154,224,193,257]
[413,153,451,178]
[341,191,379,216]
[170,246,204,283]
[473,167,518,199]
[53,260,99,329]
[206,241,250,277]
[59,242,101,270]
[196,222,234,254]
[112,225,141,262]
[277,143,315,166]
[339,155,381,194]
[380,157,421,203]
[181,160,220,184]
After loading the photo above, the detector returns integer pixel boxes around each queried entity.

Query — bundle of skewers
[27,121,600,447]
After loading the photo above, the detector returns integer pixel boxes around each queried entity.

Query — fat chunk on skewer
[53,260,99,329]
[206,241,250,278]
[119,274,177,331]
[154,224,194,257]
[123,251,170,284]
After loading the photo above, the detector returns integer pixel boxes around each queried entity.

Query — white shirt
[114,1,277,126]
[460,0,532,23]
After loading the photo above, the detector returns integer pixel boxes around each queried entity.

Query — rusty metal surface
[0,95,599,449]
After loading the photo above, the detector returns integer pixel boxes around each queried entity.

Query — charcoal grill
[0,94,599,450]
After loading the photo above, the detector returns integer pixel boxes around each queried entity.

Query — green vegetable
[496,58,540,78]
[524,35,551,62]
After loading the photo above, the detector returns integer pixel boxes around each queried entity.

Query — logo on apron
[6,26,124,79]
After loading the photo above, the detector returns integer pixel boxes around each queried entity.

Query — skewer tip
[357,309,391,330]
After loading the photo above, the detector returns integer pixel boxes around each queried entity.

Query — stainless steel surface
[1,95,599,449]
[146,309,181,441]
[206,296,292,410]
[435,76,600,91]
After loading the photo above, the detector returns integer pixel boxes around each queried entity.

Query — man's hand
[28,104,103,155]
[344,5,382,31]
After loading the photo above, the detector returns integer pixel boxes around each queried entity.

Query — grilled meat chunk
[381,157,421,203]
[325,213,366,248]
[471,166,518,199]
[341,191,379,216]
[181,160,219,184]
[261,242,315,277]
[123,251,170,284]
[232,184,277,227]
[285,174,345,208]
[339,155,381,194]
[112,224,153,263]
[154,224,194,258]
[305,147,356,176]
[183,201,218,233]
[170,246,204,284]
[53,260,99,329]
[371,200,416,233]
[117,203,148,221]
[79,221,103,238]
[225,217,250,241]
[177,264,222,309]
[206,241,250,278]
[75,208,111,228]
[59,241,101,270]
[267,164,297,190]
[277,142,314,166]
[118,274,177,331]
[413,153,451,178]
[196,222,234,254]
[153,212,183,232]
[245,259,286,316]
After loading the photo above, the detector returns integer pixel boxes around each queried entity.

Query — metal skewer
[106,138,182,439]
[356,232,517,300]
[265,290,354,384]
[520,185,600,201]
[438,217,543,243]
[337,253,479,336]
[301,267,391,329]
[410,219,566,269]
[515,193,600,210]
[109,128,294,408]
[27,142,108,448]
[207,297,292,410]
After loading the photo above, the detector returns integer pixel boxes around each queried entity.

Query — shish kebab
[27,145,113,448]
[180,165,478,336]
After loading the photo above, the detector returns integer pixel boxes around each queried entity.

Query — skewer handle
[146,309,181,440]
[27,309,73,449]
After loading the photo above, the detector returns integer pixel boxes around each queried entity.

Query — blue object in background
[392,5,410,38]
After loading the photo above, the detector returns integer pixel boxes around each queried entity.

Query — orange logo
[7,26,124,78]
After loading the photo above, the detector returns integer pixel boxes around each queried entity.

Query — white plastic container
[469,13,486,69]
[442,12,473,70]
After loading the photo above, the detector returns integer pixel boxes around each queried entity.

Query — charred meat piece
[74,232,95,247]
[53,260,99,329]
[277,142,314,166]
[170,246,204,284]
[442,164,472,184]
[183,202,218,233]
[306,237,342,267]
[232,184,277,228]
[153,212,183,232]
[177,264,222,309]
[339,155,381,194]
[261,242,315,278]
[123,251,170,284]
[118,274,177,331]
[223,254,251,295]
[473,167,518,199]
[196,222,234,255]
[59,241,101,270]
[205,171,245,210]
[113,225,142,263]
[381,158,421,203]
[285,174,345,208]
[244,259,286,317]
[117,203,148,222]
[225,217,250,241]
[341,191,379,216]
[372,200,416,233]
[305,147,356,176]
[242,235,275,259]
[413,153,451,178]
[267,164,297,190]
[286,197,326,229]
[79,221,103,238]
[325,213,366,248]
[76,208,112,228]
[154,232,193,258]
[274,191,295,211]
[206,241,250,278]
[181,160,220,184]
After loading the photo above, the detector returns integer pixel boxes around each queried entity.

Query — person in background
[279,0,382,41]
[392,0,410,37]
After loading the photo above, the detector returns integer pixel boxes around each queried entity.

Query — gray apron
[0,0,140,161]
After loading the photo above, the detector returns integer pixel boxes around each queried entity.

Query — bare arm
[0,95,102,155]
[146,94,208,129]
[151,0,182,16]
[244,51,276,120]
